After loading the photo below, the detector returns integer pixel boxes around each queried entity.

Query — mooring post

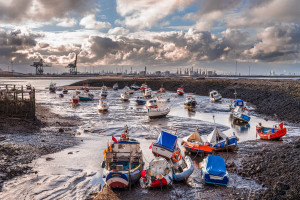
[21,85,24,100]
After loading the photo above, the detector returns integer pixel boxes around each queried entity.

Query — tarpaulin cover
[155,131,177,151]
[234,99,244,107]
[206,155,227,176]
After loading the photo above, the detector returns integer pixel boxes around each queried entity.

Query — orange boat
[256,123,287,140]
[181,131,213,154]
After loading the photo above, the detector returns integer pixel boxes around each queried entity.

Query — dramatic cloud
[80,14,111,30]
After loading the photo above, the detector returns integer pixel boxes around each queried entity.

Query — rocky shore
[0,104,81,191]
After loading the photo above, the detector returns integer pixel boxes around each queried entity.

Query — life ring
[172,152,182,162]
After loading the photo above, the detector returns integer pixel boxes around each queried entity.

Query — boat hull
[148,108,170,119]
[79,96,93,101]
[152,144,174,159]
[212,137,238,151]
[105,170,141,188]
[256,127,287,140]
[202,171,229,185]
[182,141,213,154]
[233,113,250,123]
[173,156,194,182]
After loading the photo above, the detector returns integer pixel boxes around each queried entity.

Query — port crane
[66,54,78,75]
[30,59,52,75]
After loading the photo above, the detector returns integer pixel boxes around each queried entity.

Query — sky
[0,0,299,75]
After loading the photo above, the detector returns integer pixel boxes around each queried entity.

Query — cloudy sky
[0,0,299,75]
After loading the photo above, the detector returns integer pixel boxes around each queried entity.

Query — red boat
[256,123,287,140]
[71,95,79,105]
[177,88,184,95]
[140,83,147,91]
[79,85,90,92]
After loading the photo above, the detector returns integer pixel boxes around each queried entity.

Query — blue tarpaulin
[155,131,177,151]
[234,99,244,107]
[206,155,227,176]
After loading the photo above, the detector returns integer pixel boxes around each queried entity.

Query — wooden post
[21,85,24,100]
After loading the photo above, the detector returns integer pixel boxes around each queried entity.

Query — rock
[68,152,73,154]
[45,157,54,161]
[58,128,64,133]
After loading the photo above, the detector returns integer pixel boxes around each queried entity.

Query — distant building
[164,71,170,76]
[154,71,161,76]
[139,71,146,76]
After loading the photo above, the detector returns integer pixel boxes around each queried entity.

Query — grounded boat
[140,157,173,188]
[201,155,229,185]
[158,85,165,93]
[130,83,140,91]
[56,87,63,91]
[181,131,213,154]
[62,88,68,94]
[78,92,94,101]
[184,96,197,107]
[172,155,194,182]
[102,130,144,189]
[26,83,32,90]
[49,82,56,93]
[232,106,251,123]
[177,88,184,95]
[71,94,79,105]
[113,83,119,90]
[97,99,109,112]
[79,85,90,92]
[59,93,64,98]
[121,91,130,101]
[100,90,108,99]
[136,96,146,105]
[209,90,222,102]
[147,107,170,119]
[229,99,244,111]
[140,83,147,91]
[202,127,238,151]
[256,123,287,140]
[152,131,179,159]
[143,88,152,98]
[145,99,158,109]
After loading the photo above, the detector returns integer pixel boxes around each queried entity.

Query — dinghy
[121,91,130,101]
[256,123,287,140]
[136,96,146,105]
[177,88,184,95]
[97,99,109,112]
[201,155,229,185]
[171,155,194,182]
[181,131,213,154]
[26,83,32,90]
[209,90,222,102]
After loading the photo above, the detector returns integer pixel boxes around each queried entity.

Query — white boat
[100,90,108,99]
[177,88,184,95]
[184,96,197,107]
[26,83,32,90]
[232,106,251,123]
[136,96,146,105]
[140,157,173,188]
[97,99,109,112]
[121,91,130,101]
[130,83,140,91]
[113,83,118,90]
[143,88,152,98]
[146,99,158,109]
[209,90,222,102]
[147,107,170,118]
[172,156,194,182]
[152,131,179,159]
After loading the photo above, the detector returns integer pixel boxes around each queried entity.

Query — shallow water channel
[0,78,298,199]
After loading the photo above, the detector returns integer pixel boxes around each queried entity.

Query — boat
[49,82,56,93]
[102,128,144,189]
[143,88,152,98]
[147,107,170,119]
[201,155,229,185]
[229,99,244,111]
[130,83,140,91]
[184,96,197,107]
[100,90,108,99]
[123,86,134,94]
[172,155,194,182]
[56,87,63,91]
[202,127,238,151]
[63,88,68,94]
[158,85,165,93]
[113,83,119,90]
[181,131,214,154]
[140,83,147,91]
[177,88,184,95]
[79,85,90,92]
[209,90,222,102]
[152,131,179,159]
[26,83,32,90]
[232,106,251,123]
[97,99,109,112]
[58,93,64,98]
[256,123,287,140]
[78,92,94,101]
[136,96,146,105]
[140,157,173,188]
[121,91,130,101]
[71,94,79,105]
[146,99,158,109]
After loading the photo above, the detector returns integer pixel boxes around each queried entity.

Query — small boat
[152,131,179,159]
[59,93,64,98]
[229,99,244,111]
[171,155,194,182]
[158,85,165,93]
[97,99,109,112]
[102,129,144,189]
[147,107,170,119]
[184,96,197,107]
[79,85,90,92]
[202,127,238,151]
[143,88,152,98]
[136,96,146,105]
[71,94,79,105]
[130,83,140,91]
[113,83,119,90]
[123,86,134,94]
[181,131,213,154]
[146,99,158,109]
[256,123,287,140]
[209,90,222,102]
[201,155,229,185]
[56,87,63,91]
[101,85,108,91]
[26,83,32,90]
[62,88,68,94]
[140,157,173,188]
[121,91,130,101]
[100,90,108,99]
[78,93,94,101]
[49,82,56,93]
[177,88,184,95]
[232,106,251,123]
[140,83,147,91]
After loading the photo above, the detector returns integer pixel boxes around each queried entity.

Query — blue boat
[229,99,244,111]
[100,90,108,99]
[56,88,63,91]
[78,93,94,101]
[49,82,56,93]
[201,155,229,185]
[232,106,251,123]
[152,131,179,159]
[130,83,140,91]
[59,94,64,98]
[135,96,146,105]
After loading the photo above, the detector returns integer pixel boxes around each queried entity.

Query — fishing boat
[130,83,140,91]
[152,131,179,159]
[147,107,170,119]
[184,96,197,107]
[63,88,68,94]
[232,106,251,123]
[136,96,146,105]
[146,99,158,109]
[209,90,222,102]
[140,83,147,91]
[100,90,108,99]
[79,85,90,92]
[78,92,94,101]
[113,83,119,90]
[56,87,63,91]
[143,88,152,98]
[71,94,79,105]
[26,83,32,90]
[158,85,165,93]
[97,99,109,112]
[172,155,194,182]
[201,155,229,185]
[256,123,287,140]
[121,91,130,101]
[202,127,238,151]
[140,157,173,188]
[177,88,184,95]
[49,82,56,93]
[229,99,244,111]
[181,131,213,154]
[123,86,134,94]
[102,128,144,188]
[58,93,64,98]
